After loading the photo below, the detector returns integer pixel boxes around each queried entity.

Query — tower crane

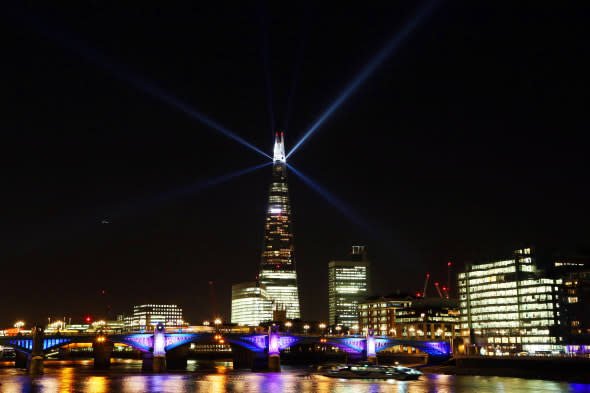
[422,274,430,298]
[434,282,443,298]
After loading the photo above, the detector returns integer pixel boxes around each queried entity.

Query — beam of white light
[286,0,439,159]
[14,10,271,160]
[113,161,272,218]
[286,163,373,234]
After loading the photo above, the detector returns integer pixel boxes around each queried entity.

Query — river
[0,359,588,392]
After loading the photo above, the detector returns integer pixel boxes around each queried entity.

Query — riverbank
[421,356,590,383]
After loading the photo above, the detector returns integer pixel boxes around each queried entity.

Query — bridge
[0,324,452,374]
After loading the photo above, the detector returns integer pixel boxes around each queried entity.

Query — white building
[231,281,273,326]
[128,304,184,330]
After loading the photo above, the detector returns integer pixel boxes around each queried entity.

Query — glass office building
[458,248,564,354]
[231,281,273,326]
[258,132,301,319]
[328,246,370,328]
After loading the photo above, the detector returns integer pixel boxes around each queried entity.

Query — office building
[231,281,273,326]
[458,248,563,355]
[358,295,414,335]
[258,132,301,319]
[328,246,370,328]
[128,304,184,330]
[550,258,590,354]
[392,298,460,340]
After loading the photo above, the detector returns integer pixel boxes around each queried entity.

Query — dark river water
[0,360,588,393]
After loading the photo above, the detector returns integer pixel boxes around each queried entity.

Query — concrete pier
[28,326,45,375]
[92,339,113,369]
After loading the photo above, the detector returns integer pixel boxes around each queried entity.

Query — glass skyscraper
[258,132,301,319]
[328,246,370,328]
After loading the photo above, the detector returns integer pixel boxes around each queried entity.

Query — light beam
[112,161,272,218]
[286,163,373,234]
[284,6,310,132]
[286,0,439,159]
[13,9,270,160]
[258,2,276,136]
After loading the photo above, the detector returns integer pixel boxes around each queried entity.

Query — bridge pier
[166,345,188,370]
[141,352,153,371]
[268,325,281,372]
[365,329,377,364]
[152,323,167,373]
[28,325,45,375]
[14,350,28,368]
[93,338,113,369]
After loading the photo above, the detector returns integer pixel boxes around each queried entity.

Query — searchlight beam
[286,0,439,159]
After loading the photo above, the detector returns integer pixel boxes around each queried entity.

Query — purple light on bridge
[421,341,451,356]
[268,330,280,356]
[124,334,153,352]
[165,334,198,351]
[278,336,301,351]
[336,338,366,353]
[240,335,268,351]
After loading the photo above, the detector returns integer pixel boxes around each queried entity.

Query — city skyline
[2,2,590,328]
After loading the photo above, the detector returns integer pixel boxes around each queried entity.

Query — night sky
[2,2,589,327]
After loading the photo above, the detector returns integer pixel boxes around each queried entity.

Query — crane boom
[434,282,443,298]
[422,274,430,298]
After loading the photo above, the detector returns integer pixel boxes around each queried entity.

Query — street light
[14,321,25,332]
[319,323,326,336]
[285,321,292,332]
[303,324,310,334]
[335,326,342,335]
[203,321,210,326]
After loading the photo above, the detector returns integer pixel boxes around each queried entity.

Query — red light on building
[276,264,280,269]
[447,261,452,267]
[416,292,421,297]
[85,316,92,323]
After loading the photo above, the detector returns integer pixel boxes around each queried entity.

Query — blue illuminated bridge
[0,325,452,373]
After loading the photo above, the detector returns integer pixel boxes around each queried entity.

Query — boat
[324,363,422,380]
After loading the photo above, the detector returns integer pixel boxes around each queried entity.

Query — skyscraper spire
[273,132,286,163]
[259,131,301,319]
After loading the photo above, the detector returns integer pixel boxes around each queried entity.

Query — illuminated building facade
[358,295,414,335]
[328,246,370,328]
[259,132,301,319]
[392,298,460,340]
[128,304,184,330]
[458,248,564,355]
[550,259,590,353]
[231,281,273,326]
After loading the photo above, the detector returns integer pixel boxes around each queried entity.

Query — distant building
[358,295,414,336]
[392,298,460,340]
[328,246,370,329]
[550,258,590,353]
[458,248,564,355]
[231,281,273,326]
[128,304,184,330]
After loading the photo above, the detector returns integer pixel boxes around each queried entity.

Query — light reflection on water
[0,360,587,393]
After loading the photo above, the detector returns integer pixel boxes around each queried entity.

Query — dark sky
[2,2,589,327]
